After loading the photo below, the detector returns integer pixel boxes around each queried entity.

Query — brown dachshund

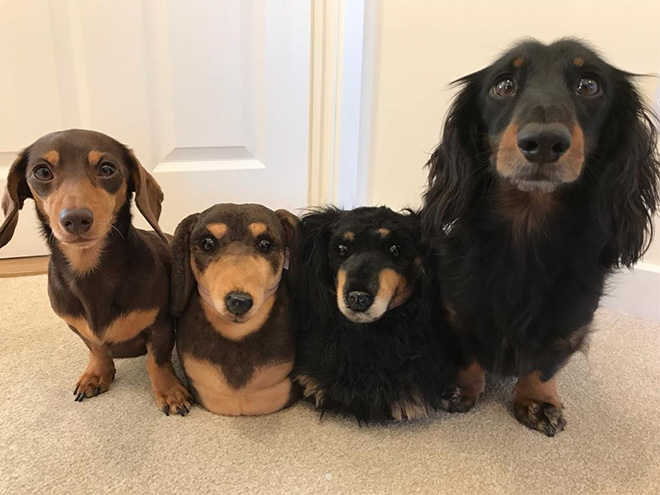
[0,129,192,416]
[171,203,300,415]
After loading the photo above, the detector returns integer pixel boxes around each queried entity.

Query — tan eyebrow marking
[573,57,584,67]
[513,57,524,68]
[377,228,390,238]
[87,150,103,166]
[342,231,355,241]
[248,222,267,237]
[207,222,228,238]
[42,150,59,165]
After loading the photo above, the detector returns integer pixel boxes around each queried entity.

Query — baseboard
[601,262,660,321]
[0,255,50,278]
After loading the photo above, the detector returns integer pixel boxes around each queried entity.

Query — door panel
[0,0,311,258]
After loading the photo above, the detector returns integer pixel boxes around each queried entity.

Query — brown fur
[445,303,460,327]
[58,235,107,275]
[458,362,486,399]
[146,342,191,413]
[43,150,60,165]
[378,268,408,303]
[200,290,276,341]
[564,124,586,180]
[338,268,408,305]
[172,203,300,416]
[28,178,116,248]
[336,269,347,302]
[495,181,558,241]
[441,361,485,413]
[183,355,293,416]
[493,122,585,184]
[514,371,561,406]
[87,150,102,166]
[295,374,326,407]
[513,371,566,436]
[194,251,281,324]
[248,222,268,236]
[74,346,116,397]
[207,222,227,238]
[390,393,430,421]
[0,130,190,414]
[493,122,520,175]
[179,295,295,391]
[56,308,159,345]
[513,56,524,68]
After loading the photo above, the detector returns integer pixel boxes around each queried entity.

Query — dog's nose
[516,123,572,164]
[225,292,253,315]
[59,208,94,235]
[346,291,373,312]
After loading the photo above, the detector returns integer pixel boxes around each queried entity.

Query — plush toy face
[326,207,422,323]
[171,203,299,326]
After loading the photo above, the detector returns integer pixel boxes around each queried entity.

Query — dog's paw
[390,397,429,421]
[513,399,566,437]
[154,382,193,417]
[295,374,327,408]
[439,386,478,413]
[73,368,115,402]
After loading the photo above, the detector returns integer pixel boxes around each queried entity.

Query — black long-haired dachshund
[422,38,660,436]
[293,207,459,423]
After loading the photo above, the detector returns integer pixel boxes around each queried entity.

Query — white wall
[359,0,660,318]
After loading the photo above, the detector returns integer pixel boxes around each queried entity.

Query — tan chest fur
[57,308,159,345]
[182,354,293,416]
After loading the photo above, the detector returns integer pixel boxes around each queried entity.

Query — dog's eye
[98,162,116,177]
[258,239,272,253]
[200,236,216,252]
[390,244,402,257]
[33,165,53,181]
[492,77,517,97]
[338,244,348,258]
[576,77,601,97]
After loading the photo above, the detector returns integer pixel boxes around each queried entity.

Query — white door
[0,0,311,258]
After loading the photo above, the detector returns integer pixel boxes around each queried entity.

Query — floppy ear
[170,213,200,316]
[596,75,660,267]
[0,149,32,249]
[401,208,434,320]
[421,73,486,240]
[124,149,168,244]
[293,207,343,327]
[275,209,301,284]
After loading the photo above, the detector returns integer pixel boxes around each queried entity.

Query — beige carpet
[0,275,658,495]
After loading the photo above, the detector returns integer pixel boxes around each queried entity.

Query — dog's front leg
[145,319,192,416]
[513,370,565,436]
[440,361,485,413]
[73,341,116,402]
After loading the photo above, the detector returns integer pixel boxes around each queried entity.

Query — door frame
[308,0,378,209]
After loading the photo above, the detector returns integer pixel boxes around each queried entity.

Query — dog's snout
[59,208,94,235]
[225,291,253,315]
[346,291,373,312]
[517,123,572,164]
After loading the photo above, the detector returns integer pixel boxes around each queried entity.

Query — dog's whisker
[111,225,125,240]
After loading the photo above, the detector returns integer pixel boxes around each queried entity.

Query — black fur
[422,39,660,381]
[293,206,459,423]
